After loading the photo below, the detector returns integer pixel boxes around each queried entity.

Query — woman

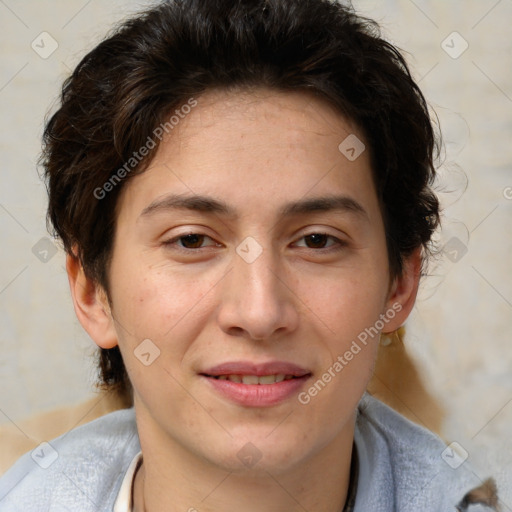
[0,0,499,510]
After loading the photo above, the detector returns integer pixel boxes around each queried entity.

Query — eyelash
[162,232,347,253]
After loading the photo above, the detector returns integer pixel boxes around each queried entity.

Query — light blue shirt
[0,394,497,511]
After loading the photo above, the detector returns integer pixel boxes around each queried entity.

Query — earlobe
[382,248,422,333]
[66,252,118,349]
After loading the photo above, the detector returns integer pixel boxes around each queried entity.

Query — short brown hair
[42,0,440,400]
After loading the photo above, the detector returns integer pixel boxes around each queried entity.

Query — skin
[67,88,421,512]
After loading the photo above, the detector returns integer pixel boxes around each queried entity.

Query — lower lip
[203,376,310,407]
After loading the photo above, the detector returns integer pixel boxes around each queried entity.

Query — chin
[205,428,313,475]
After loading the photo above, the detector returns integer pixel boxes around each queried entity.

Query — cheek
[298,285,382,430]
[109,264,216,410]
[303,267,389,344]
[110,261,213,341]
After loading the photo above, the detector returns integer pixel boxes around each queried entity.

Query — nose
[216,246,299,341]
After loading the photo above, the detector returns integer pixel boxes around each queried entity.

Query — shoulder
[354,394,496,511]
[0,407,139,512]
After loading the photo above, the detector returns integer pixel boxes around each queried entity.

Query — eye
[163,233,221,250]
[294,233,345,250]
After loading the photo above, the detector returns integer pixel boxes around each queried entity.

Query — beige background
[0,0,511,503]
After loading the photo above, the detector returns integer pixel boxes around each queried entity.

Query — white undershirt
[113,451,143,512]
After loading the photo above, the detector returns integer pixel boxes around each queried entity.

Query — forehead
[116,88,379,224]
[175,88,361,158]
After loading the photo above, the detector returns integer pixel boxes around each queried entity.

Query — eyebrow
[138,193,368,221]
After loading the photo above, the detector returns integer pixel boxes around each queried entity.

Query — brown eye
[163,233,222,251]
[304,233,330,249]
[178,234,206,248]
[293,232,347,252]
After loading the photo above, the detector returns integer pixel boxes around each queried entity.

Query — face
[76,88,416,475]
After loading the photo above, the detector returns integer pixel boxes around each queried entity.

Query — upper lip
[201,361,311,377]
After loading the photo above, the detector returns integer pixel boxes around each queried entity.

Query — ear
[66,252,118,349]
[382,247,422,333]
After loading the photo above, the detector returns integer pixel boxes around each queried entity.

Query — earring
[380,326,405,346]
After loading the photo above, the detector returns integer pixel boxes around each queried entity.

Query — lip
[200,361,312,407]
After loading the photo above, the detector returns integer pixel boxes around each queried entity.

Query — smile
[209,374,297,384]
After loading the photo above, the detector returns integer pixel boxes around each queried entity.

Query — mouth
[206,374,300,384]
[200,361,312,407]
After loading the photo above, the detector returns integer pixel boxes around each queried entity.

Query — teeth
[242,375,260,385]
[214,374,295,384]
[258,375,277,385]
